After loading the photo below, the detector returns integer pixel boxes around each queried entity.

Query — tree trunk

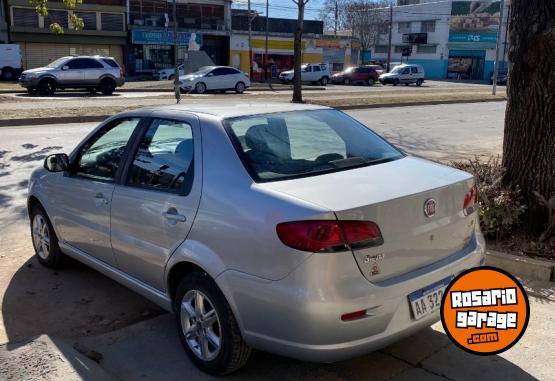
[292,2,305,104]
[503,0,555,233]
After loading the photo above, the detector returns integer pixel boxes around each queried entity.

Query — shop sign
[315,39,341,49]
[449,1,500,43]
[131,29,203,47]
[251,39,305,50]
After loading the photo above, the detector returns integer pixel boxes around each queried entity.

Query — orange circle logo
[440,267,529,355]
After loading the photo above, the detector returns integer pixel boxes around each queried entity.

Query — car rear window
[223,110,404,182]
[102,58,119,68]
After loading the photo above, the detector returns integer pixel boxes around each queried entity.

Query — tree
[292,0,310,104]
[502,0,555,235]
[319,0,347,33]
[343,0,389,52]
[31,0,84,34]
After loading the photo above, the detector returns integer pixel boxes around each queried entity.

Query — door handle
[163,208,186,223]
[95,193,109,206]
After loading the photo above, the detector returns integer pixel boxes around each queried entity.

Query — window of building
[44,10,69,29]
[101,13,124,31]
[378,22,389,35]
[12,7,39,27]
[75,12,97,30]
[421,20,436,33]
[395,45,411,53]
[375,45,389,54]
[398,21,411,33]
[417,44,437,54]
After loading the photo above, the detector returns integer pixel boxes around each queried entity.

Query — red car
[331,66,380,86]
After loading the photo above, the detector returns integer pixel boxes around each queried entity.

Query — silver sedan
[28,103,485,375]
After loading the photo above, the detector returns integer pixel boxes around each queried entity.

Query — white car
[178,66,250,94]
[379,64,425,86]
[278,63,331,86]
[154,64,185,81]
[0,44,23,81]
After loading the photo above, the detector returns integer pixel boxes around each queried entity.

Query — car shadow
[13,92,122,99]
[1,253,166,347]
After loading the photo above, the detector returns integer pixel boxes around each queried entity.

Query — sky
[231,0,326,21]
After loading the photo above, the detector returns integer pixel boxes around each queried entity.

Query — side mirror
[44,154,69,172]
[205,73,214,77]
[62,65,69,71]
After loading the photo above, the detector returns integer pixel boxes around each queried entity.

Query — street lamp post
[173,0,181,103]
[492,0,505,96]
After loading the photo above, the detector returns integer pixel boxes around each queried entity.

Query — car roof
[121,102,331,119]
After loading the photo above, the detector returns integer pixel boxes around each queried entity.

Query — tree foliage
[31,0,84,34]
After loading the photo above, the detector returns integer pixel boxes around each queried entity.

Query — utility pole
[334,0,338,35]
[492,0,505,95]
[172,0,180,103]
[386,3,393,72]
[248,0,253,79]
[265,0,269,81]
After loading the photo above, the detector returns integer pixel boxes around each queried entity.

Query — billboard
[131,29,203,48]
[449,1,501,43]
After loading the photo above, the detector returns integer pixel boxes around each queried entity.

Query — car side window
[313,66,321,72]
[127,119,194,194]
[411,67,418,74]
[67,58,103,69]
[76,118,140,181]
[402,68,410,74]
[212,68,226,76]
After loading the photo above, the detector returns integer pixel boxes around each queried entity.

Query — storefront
[447,50,486,80]
[127,28,228,75]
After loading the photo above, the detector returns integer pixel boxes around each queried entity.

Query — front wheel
[235,81,246,94]
[175,272,251,375]
[343,78,351,85]
[30,205,64,268]
[393,79,400,86]
[367,78,375,86]
[320,76,329,86]
[38,78,56,95]
[1,68,15,81]
[195,82,207,94]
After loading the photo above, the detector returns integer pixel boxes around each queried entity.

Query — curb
[486,250,554,282]
[332,97,506,111]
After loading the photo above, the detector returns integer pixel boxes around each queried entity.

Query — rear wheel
[1,67,15,81]
[195,82,207,94]
[30,205,64,268]
[235,81,246,94]
[416,79,423,87]
[99,78,116,95]
[393,79,400,86]
[38,78,56,95]
[175,272,251,375]
[168,74,175,81]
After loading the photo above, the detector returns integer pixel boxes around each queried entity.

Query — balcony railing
[130,14,227,31]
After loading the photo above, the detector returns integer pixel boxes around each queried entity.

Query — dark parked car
[331,66,379,86]
[489,70,508,85]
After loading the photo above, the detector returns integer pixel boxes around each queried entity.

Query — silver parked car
[29,103,485,375]
[178,66,251,94]
[19,55,125,95]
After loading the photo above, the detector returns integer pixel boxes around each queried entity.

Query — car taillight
[463,185,477,216]
[276,220,383,252]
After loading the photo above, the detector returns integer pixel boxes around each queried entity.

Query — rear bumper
[217,229,485,362]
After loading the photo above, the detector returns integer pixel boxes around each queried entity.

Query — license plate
[408,276,453,320]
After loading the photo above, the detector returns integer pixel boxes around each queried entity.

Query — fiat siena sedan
[29,103,485,375]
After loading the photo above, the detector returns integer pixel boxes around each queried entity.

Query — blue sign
[131,29,203,46]
[449,32,497,43]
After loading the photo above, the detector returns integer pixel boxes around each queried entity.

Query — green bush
[451,157,526,239]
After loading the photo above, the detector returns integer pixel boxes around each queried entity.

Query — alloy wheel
[32,214,50,260]
[180,289,222,361]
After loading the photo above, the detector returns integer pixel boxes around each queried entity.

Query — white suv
[279,63,331,86]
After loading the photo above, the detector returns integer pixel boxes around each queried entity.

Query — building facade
[126,0,231,75]
[230,11,359,80]
[0,0,8,43]
[8,0,126,69]
[371,0,510,80]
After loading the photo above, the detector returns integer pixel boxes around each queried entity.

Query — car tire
[367,78,375,86]
[38,78,56,95]
[195,82,207,94]
[99,78,116,95]
[405,83,410,86]
[393,79,400,86]
[169,74,175,81]
[320,76,329,86]
[1,67,15,81]
[235,81,246,94]
[174,271,251,375]
[27,87,38,95]
[343,78,351,85]
[30,204,65,268]
[416,79,423,87]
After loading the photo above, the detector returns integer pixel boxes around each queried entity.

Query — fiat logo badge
[424,198,437,218]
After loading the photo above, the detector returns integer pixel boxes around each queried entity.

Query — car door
[58,58,86,85]
[301,65,312,82]
[110,115,202,290]
[80,58,105,85]
[400,67,411,83]
[202,68,220,90]
[312,65,321,81]
[410,66,420,83]
[48,117,141,266]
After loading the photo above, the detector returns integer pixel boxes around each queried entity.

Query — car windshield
[46,57,69,68]
[224,110,404,182]
[390,66,405,74]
